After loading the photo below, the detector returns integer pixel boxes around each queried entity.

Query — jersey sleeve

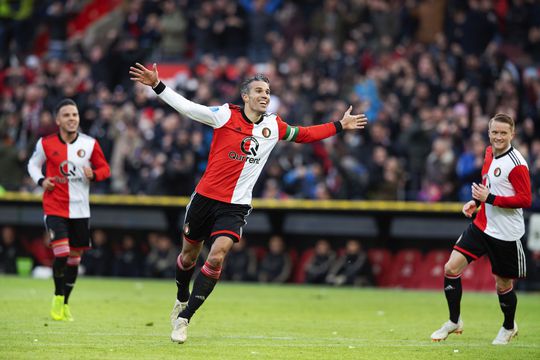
[155,84,230,128]
[492,165,532,209]
[90,140,111,182]
[277,116,340,143]
[27,138,45,184]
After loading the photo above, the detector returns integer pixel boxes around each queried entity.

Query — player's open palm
[339,106,368,130]
[129,63,159,88]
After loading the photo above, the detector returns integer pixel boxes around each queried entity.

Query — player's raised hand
[462,200,477,218]
[339,106,368,130]
[129,63,159,88]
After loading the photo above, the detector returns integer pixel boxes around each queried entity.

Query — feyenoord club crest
[494,167,501,177]
[77,149,86,158]
[262,127,271,138]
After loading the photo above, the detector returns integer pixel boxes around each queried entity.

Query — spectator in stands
[420,137,456,202]
[45,0,81,60]
[22,230,54,269]
[244,0,277,63]
[304,239,335,284]
[0,226,18,274]
[82,229,112,276]
[0,0,538,209]
[159,0,188,61]
[145,233,177,278]
[326,239,373,286]
[258,235,292,283]
[222,236,257,282]
[113,234,142,277]
[0,0,34,68]
[456,133,486,202]
[0,133,26,191]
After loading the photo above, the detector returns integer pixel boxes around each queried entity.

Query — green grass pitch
[0,276,539,359]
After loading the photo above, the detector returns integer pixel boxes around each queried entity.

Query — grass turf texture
[0,276,539,360]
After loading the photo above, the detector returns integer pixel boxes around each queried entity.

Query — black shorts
[45,215,91,250]
[454,223,526,279]
[182,193,252,244]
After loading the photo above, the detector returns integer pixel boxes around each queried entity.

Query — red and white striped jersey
[157,85,340,204]
[474,146,531,241]
[28,133,110,218]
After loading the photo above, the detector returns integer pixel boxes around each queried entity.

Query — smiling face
[242,80,270,115]
[56,104,80,135]
[488,119,514,156]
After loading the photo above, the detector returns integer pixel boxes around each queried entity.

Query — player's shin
[64,256,81,304]
[180,261,221,321]
[444,273,462,324]
[498,285,517,330]
[176,254,196,302]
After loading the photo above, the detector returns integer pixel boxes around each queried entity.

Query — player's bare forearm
[339,106,368,130]
[129,63,159,88]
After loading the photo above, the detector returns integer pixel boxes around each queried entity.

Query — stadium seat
[475,256,495,292]
[461,256,494,291]
[416,249,450,290]
[386,249,422,288]
[367,248,393,287]
[253,246,267,262]
[287,249,299,282]
[293,248,314,283]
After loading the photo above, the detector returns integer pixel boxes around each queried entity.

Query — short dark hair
[240,74,270,96]
[489,113,514,131]
[54,98,77,117]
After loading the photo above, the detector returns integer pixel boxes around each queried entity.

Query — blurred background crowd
[1,0,540,206]
[0,224,377,286]
[2,224,539,290]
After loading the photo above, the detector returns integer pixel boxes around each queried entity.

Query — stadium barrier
[0,191,467,244]
[2,192,538,290]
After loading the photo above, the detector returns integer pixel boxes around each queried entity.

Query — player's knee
[495,278,513,293]
[51,238,70,258]
[178,253,196,268]
[206,253,225,268]
[67,256,81,266]
[444,261,461,276]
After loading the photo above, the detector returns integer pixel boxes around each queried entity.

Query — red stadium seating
[287,249,298,282]
[416,249,451,289]
[461,256,494,291]
[386,249,423,288]
[474,256,495,292]
[367,248,393,287]
[68,0,123,36]
[293,249,314,283]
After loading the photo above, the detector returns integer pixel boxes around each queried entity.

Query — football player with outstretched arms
[129,62,368,343]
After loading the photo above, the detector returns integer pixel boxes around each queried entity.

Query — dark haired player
[130,63,368,343]
[28,99,110,321]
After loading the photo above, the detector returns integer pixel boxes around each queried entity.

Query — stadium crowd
[1,0,540,207]
[0,225,377,286]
